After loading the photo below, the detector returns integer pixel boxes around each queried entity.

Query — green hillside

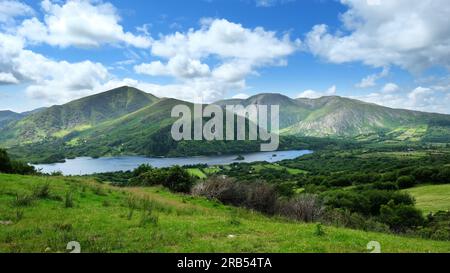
[1,87,450,163]
[1,173,449,253]
[217,94,450,140]
[0,86,159,146]
[405,185,450,214]
[0,111,24,129]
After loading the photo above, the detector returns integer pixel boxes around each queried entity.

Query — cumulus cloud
[0,32,109,103]
[134,18,299,101]
[355,85,450,114]
[381,82,399,93]
[0,0,34,24]
[232,93,250,99]
[17,0,151,48]
[306,0,450,72]
[0,72,19,84]
[296,85,337,99]
[356,67,389,88]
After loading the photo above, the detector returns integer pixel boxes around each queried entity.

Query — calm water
[33,150,312,176]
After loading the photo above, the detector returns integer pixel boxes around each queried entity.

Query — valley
[1,86,450,164]
[1,86,450,253]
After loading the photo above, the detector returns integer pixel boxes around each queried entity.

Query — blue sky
[0,0,449,113]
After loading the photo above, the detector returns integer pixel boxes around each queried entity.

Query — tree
[163,166,195,193]
[379,201,424,232]
[397,175,416,189]
[0,149,12,173]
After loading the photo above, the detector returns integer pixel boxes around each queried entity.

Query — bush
[0,149,13,173]
[129,165,195,193]
[321,208,389,233]
[246,182,277,214]
[0,149,36,175]
[193,176,277,215]
[12,194,35,207]
[418,211,450,241]
[314,223,325,236]
[64,192,74,208]
[33,183,51,199]
[277,194,324,222]
[322,189,415,216]
[379,201,424,232]
[131,168,168,187]
[163,166,195,193]
[397,175,416,189]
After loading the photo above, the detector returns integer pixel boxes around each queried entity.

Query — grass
[186,168,207,179]
[405,184,450,214]
[1,173,449,253]
[252,164,307,175]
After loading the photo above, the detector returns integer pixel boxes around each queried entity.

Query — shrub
[139,198,159,227]
[132,164,154,177]
[321,208,389,233]
[193,176,277,215]
[92,185,107,196]
[0,149,12,173]
[379,201,424,232]
[126,197,139,220]
[245,182,277,214]
[192,176,241,202]
[314,223,325,236]
[64,192,74,208]
[322,189,415,216]
[277,194,324,222]
[397,175,416,189]
[132,168,168,187]
[15,209,24,222]
[12,194,35,207]
[33,183,51,199]
[163,166,195,193]
[371,182,399,191]
[0,149,36,175]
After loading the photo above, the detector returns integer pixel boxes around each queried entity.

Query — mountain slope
[1,87,450,162]
[0,110,22,129]
[1,173,449,253]
[0,86,159,146]
[217,94,450,140]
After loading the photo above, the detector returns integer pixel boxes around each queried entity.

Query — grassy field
[251,164,307,175]
[186,168,207,179]
[405,184,450,214]
[1,173,449,253]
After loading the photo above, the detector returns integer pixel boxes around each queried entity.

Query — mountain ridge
[1,86,450,162]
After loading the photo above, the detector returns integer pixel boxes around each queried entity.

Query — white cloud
[255,0,294,8]
[0,32,109,103]
[354,85,450,114]
[381,82,399,93]
[296,85,337,99]
[0,0,34,24]
[356,67,389,88]
[232,93,250,99]
[306,0,450,72]
[18,0,151,48]
[135,56,211,79]
[0,72,19,84]
[135,18,299,101]
[99,77,243,103]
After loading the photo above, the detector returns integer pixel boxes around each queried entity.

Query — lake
[33,150,312,176]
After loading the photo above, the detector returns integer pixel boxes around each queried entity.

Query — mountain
[0,110,22,129]
[0,86,159,146]
[217,94,450,140]
[1,87,450,162]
